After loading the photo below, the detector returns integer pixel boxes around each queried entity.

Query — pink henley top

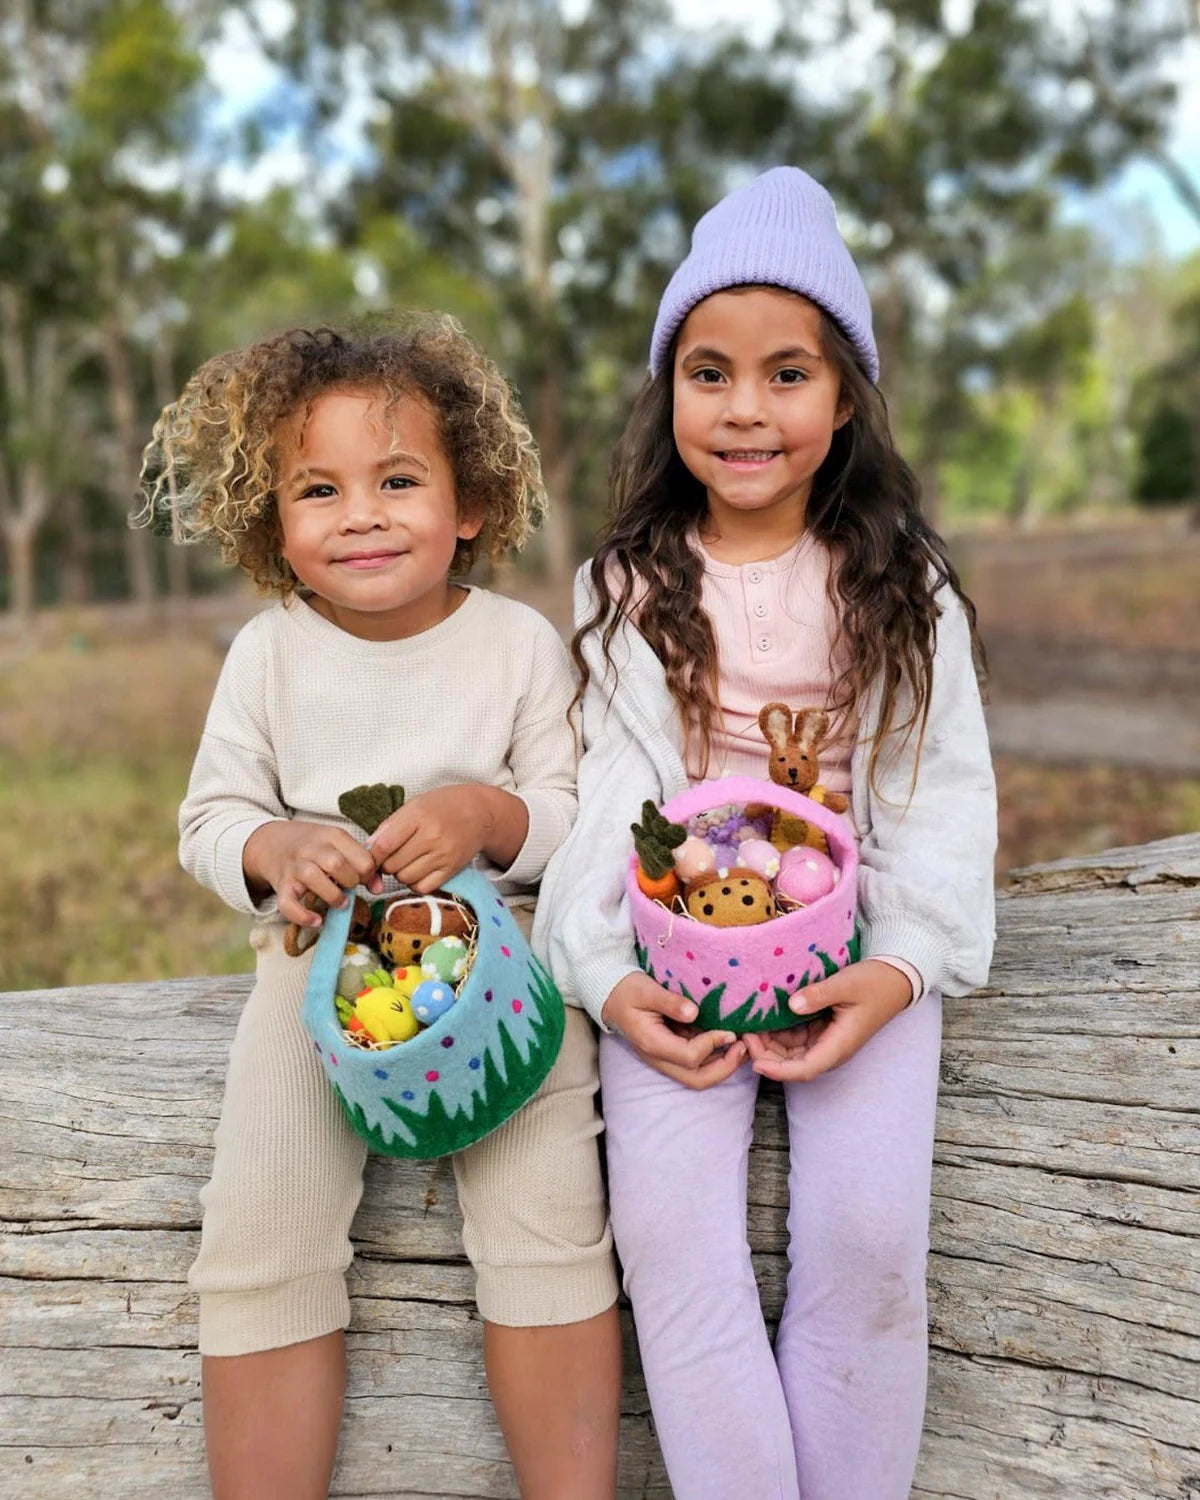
[690,534,922,1002]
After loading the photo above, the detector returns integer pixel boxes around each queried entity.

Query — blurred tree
[270,0,814,577]
[791,0,1194,513]
[1130,257,1200,507]
[0,0,206,618]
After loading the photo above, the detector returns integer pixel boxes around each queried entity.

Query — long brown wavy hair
[136,314,545,595]
[573,303,985,791]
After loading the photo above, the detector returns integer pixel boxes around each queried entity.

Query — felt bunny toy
[757,703,849,856]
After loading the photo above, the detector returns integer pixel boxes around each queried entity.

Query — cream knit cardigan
[533,566,998,1028]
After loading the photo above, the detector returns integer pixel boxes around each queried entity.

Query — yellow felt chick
[389,965,423,1000]
[350,985,420,1045]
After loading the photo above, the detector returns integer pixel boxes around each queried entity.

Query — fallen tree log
[3,834,1198,1498]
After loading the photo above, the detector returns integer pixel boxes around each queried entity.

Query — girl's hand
[243,819,382,929]
[602,972,746,1090]
[368,785,528,894]
[742,960,912,1082]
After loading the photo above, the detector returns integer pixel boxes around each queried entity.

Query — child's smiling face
[275,387,481,640]
[672,287,852,546]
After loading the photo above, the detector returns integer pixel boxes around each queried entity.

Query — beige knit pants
[190,925,617,1356]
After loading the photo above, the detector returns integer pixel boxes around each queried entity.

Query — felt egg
[673,835,717,882]
[421,935,470,984]
[737,838,781,880]
[775,846,838,908]
[351,987,420,1045]
[411,978,457,1025]
[337,942,380,1001]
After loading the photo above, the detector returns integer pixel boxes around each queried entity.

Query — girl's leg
[601,1034,800,1500]
[455,1007,621,1499]
[190,929,368,1499]
[777,992,943,1500]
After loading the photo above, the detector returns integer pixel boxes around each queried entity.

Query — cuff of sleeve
[571,952,643,1031]
[872,954,924,1008]
[862,920,948,1002]
[213,818,282,917]
[504,790,571,888]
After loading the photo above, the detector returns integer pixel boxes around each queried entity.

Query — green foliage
[1134,400,1195,504]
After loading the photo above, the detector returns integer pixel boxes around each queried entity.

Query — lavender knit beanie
[649,167,878,383]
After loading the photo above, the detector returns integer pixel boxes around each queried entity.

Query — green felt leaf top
[338,782,406,834]
[631,799,687,880]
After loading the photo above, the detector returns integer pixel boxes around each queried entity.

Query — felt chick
[348,970,421,1045]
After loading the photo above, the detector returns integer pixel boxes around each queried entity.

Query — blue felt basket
[302,866,565,1158]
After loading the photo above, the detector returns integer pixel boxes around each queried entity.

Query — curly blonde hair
[137,314,546,594]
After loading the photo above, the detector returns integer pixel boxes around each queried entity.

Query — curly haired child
[535,168,997,1499]
[142,315,620,1500]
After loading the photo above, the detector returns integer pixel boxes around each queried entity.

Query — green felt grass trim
[635,929,863,1033]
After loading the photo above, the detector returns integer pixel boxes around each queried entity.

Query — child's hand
[742,960,912,1082]
[602,972,746,1090]
[243,820,382,928]
[368,785,528,894]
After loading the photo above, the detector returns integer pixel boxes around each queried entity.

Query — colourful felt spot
[808,942,817,952]
[729,958,739,967]
[492,915,502,926]
[330,1054,338,1066]
[402,1090,415,1101]
[702,976,711,986]
[374,1068,388,1080]
[786,973,796,985]
[500,945,512,957]
[496,897,504,906]
[469,1057,481,1070]
[441,1035,454,1048]
[759,981,769,992]
[485,989,494,1002]
[512,999,523,1013]
[685,951,695,960]
[774,947,784,956]
[313,1041,321,1053]
[426,1070,440,1082]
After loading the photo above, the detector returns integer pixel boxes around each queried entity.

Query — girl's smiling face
[672,287,852,550]
[275,387,481,640]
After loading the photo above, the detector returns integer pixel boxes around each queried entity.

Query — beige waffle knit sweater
[179,587,578,919]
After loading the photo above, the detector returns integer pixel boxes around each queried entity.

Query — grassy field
[3,522,1198,992]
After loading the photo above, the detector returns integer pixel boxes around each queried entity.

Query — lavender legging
[600,993,942,1500]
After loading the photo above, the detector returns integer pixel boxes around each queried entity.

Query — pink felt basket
[627,775,859,1032]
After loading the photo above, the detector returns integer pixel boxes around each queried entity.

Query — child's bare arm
[367,786,528,894]
[244,820,381,928]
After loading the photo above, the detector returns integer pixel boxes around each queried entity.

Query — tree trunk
[97,234,156,609]
[151,338,190,610]
[3,515,37,625]
[3,834,1199,1496]
[57,486,91,604]
[535,357,575,584]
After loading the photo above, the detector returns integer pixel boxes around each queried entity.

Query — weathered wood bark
[3,835,1198,1498]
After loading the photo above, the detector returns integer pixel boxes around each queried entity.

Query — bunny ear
[759,702,794,749]
[793,707,830,751]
